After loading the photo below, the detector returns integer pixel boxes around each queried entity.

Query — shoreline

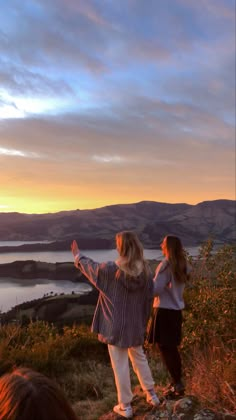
[0,240,226,254]
[0,288,99,324]
[0,260,81,280]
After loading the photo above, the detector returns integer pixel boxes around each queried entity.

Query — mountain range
[0,199,235,248]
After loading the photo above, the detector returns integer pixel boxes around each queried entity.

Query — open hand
[71,240,79,257]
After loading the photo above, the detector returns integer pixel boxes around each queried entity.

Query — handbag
[145,307,158,346]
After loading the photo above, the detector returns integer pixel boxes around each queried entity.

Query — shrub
[186,339,236,414]
[183,240,235,348]
[181,241,236,413]
[0,322,107,376]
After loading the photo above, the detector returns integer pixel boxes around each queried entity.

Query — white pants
[108,344,155,404]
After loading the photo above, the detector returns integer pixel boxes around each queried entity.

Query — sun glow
[0,104,25,119]
[0,90,72,120]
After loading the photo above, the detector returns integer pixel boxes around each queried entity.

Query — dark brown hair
[162,235,188,283]
[0,368,78,420]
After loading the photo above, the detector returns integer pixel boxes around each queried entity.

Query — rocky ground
[99,386,236,420]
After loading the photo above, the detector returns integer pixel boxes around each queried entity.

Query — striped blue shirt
[75,255,153,348]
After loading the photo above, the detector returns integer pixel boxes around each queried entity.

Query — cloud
[0,147,41,158]
[178,0,235,21]
[0,0,235,210]
[92,155,125,163]
[60,0,110,27]
[1,0,234,117]
[0,61,74,98]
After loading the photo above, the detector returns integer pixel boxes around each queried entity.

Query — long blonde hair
[116,231,149,278]
[162,235,188,283]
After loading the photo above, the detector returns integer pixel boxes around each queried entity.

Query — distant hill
[0,200,235,248]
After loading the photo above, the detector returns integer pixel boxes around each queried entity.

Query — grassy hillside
[0,200,235,245]
[0,241,235,418]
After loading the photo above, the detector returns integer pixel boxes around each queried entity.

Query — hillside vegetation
[0,241,235,419]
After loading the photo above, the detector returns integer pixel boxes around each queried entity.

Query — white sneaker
[146,392,160,406]
[113,404,133,418]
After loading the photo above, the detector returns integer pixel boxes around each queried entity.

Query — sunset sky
[0,0,235,213]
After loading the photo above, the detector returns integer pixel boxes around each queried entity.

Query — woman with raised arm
[71,231,159,419]
[0,367,78,420]
[149,235,191,398]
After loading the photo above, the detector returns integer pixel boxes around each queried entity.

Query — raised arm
[71,240,109,292]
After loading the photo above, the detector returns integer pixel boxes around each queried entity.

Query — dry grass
[73,397,117,420]
[70,355,168,420]
[69,361,117,420]
[185,339,236,415]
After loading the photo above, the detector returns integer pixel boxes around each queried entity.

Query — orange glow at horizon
[1,144,235,214]
[0,0,235,215]
[0,188,235,214]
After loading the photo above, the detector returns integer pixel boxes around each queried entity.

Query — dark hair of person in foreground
[0,367,78,420]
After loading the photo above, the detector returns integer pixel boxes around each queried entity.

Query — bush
[182,241,235,349]
[0,322,107,376]
[181,241,236,413]
[186,339,236,413]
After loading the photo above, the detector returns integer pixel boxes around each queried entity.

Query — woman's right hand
[71,240,79,257]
